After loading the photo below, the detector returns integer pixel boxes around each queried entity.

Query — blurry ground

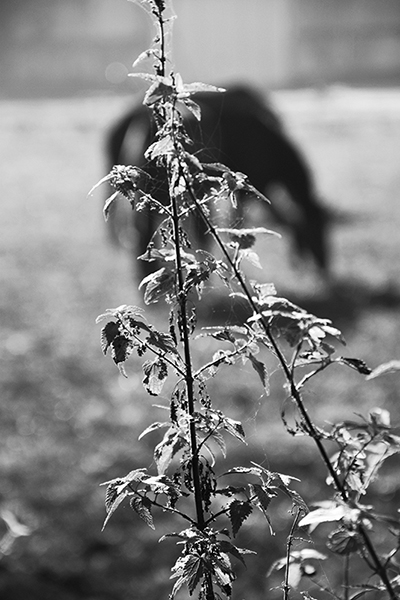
[0,87,400,599]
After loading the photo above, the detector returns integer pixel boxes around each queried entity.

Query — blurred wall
[1,0,399,98]
[0,0,150,97]
[172,0,400,90]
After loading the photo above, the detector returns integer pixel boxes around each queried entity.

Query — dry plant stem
[283,510,302,600]
[170,176,205,531]
[153,4,167,77]
[186,185,398,599]
[359,528,397,600]
[153,0,205,532]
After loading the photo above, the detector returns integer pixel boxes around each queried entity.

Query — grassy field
[0,88,400,599]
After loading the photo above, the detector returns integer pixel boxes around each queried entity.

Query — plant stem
[283,509,301,600]
[154,3,167,77]
[170,170,205,530]
[358,526,397,600]
[151,1,205,533]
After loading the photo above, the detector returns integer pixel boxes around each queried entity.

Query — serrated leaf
[210,430,227,458]
[102,487,129,531]
[144,475,180,498]
[251,281,277,302]
[217,540,255,567]
[295,351,324,368]
[248,353,270,394]
[327,527,361,555]
[143,80,174,106]
[183,554,204,594]
[273,471,300,486]
[181,81,226,95]
[100,321,120,354]
[223,417,246,444]
[213,564,233,595]
[249,483,274,533]
[339,357,372,375]
[240,248,262,269]
[274,473,308,515]
[117,362,128,378]
[181,97,202,121]
[102,191,120,221]
[142,358,168,396]
[128,71,158,83]
[285,489,309,516]
[154,428,186,475]
[132,48,158,68]
[104,481,121,512]
[170,552,204,598]
[130,496,155,529]
[200,326,243,343]
[147,330,178,354]
[217,227,279,248]
[249,483,273,515]
[229,500,253,537]
[145,135,174,161]
[88,172,114,196]
[214,551,232,574]
[223,465,262,478]
[169,577,184,599]
[139,267,176,305]
[108,334,132,365]
[100,468,148,489]
[322,324,345,343]
[138,421,169,440]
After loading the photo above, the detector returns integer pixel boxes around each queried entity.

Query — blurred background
[1,0,400,97]
[1,1,400,599]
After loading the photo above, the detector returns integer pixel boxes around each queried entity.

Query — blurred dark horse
[105,86,330,277]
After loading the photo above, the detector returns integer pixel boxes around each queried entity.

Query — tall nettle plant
[91,1,400,598]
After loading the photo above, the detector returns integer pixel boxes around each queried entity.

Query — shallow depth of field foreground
[1,87,400,599]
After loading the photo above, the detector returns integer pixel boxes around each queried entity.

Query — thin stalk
[154,4,167,77]
[153,2,205,532]
[358,526,397,599]
[283,510,302,600]
[169,172,205,530]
